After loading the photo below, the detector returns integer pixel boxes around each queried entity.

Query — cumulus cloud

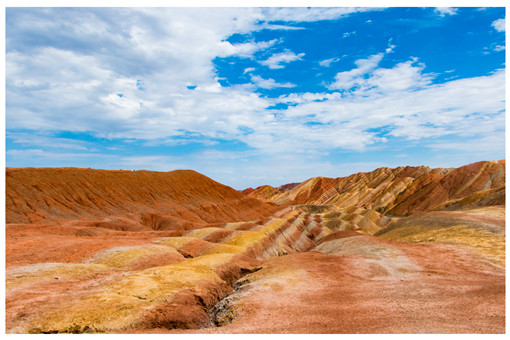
[367,60,434,93]
[6,7,505,184]
[282,67,504,149]
[327,53,384,90]
[327,51,435,96]
[5,7,384,156]
[7,8,273,141]
[492,18,505,32]
[259,50,305,69]
[217,39,278,58]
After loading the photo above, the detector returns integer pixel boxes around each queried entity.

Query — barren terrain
[5,160,505,333]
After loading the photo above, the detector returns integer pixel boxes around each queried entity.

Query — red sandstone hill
[6,167,278,230]
[5,162,505,333]
[246,160,505,216]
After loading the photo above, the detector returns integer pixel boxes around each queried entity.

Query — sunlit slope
[5,161,505,333]
[385,160,505,215]
[205,229,504,333]
[375,207,505,267]
[6,207,333,333]
[6,167,278,228]
[247,160,505,216]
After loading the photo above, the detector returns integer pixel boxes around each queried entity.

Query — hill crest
[6,167,278,228]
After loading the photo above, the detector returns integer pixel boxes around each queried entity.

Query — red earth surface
[4,162,505,334]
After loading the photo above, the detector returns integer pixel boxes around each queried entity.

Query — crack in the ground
[208,274,255,327]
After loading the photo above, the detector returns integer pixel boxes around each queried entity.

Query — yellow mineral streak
[186,227,222,239]
[202,243,244,255]
[156,236,197,249]
[91,245,182,268]
[28,253,236,333]
[380,224,505,267]
[222,231,267,250]
[6,263,110,291]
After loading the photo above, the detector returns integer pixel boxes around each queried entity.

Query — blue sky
[5,5,506,189]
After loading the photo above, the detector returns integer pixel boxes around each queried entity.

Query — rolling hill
[5,161,505,334]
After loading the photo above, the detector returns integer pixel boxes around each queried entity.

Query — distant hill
[246,160,505,216]
[6,167,279,230]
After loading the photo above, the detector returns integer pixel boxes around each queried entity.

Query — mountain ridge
[245,160,505,215]
[5,160,505,333]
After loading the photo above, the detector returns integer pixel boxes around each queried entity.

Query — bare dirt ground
[5,165,505,334]
[134,233,505,334]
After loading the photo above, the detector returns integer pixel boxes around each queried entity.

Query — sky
[4,4,507,189]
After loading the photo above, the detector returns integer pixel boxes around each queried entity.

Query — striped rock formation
[5,160,505,333]
[246,160,505,235]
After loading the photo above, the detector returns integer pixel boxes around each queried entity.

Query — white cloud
[327,52,435,95]
[434,8,458,17]
[217,39,278,58]
[385,44,396,54]
[493,45,505,52]
[6,7,387,155]
[492,18,505,32]
[367,60,434,93]
[251,75,296,89]
[259,50,305,69]
[7,8,273,140]
[263,7,380,22]
[278,92,342,105]
[319,57,340,67]
[5,7,505,182]
[282,67,504,149]
[259,23,304,30]
[327,53,384,90]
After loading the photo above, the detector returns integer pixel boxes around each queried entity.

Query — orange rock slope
[247,160,505,234]
[5,161,505,334]
[248,160,504,214]
[6,167,278,228]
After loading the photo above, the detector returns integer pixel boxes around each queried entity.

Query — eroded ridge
[6,208,327,333]
[5,162,505,334]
